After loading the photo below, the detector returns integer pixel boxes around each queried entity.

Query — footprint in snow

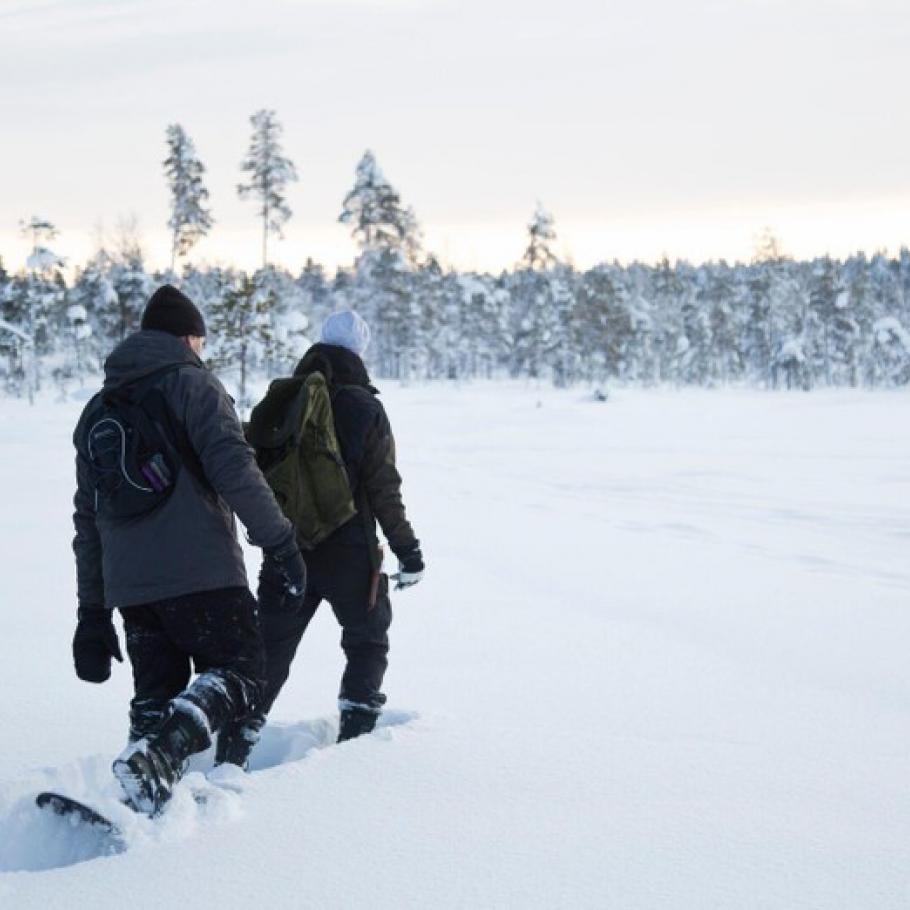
[0,709,420,874]
[250,708,419,771]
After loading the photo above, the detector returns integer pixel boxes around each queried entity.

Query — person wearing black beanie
[141,284,207,340]
[69,279,307,817]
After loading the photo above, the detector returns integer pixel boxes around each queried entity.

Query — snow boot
[113,702,210,816]
[337,706,379,743]
[215,720,262,771]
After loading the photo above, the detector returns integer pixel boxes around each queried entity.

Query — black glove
[258,558,296,613]
[396,544,425,574]
[72,606,123,683]
[392,543,425,591]
[263,539,307,609]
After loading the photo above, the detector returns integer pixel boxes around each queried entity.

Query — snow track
[0,713,418,874]
[0,712,419,875]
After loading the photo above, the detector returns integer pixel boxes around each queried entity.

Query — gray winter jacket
[73,330,293,609]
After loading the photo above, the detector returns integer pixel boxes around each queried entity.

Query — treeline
[2,130,909,401]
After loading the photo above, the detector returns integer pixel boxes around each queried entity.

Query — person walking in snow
[217,310,424,766]
[71,284,306,816]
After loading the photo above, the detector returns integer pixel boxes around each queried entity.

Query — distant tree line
[1,110,909,401]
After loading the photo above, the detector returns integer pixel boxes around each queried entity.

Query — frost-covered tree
[699,263,741,384]
[339,150,421,263]
[522,203,558,271]
[869,316,910,386]
[237,110,298,269]
[575,264,633,383]
[650,257,686,383]
[349,250,421,379]
[254,266,310,375]
[4,216,910,392]
[205,268,308,408]
[807,256,848,386]
[677,266,712,386]
[862,254,903,385]
[164,124,213,270]
[338,151,424,377]
[107,250,152,343]
[296,259,332,335]
[16,217,66,402]
[67,256,118,377]
[206,274,269,411]
[508,204,566,380]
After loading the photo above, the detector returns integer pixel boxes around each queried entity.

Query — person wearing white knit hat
[320,310,371,356]
[218,308,425,762]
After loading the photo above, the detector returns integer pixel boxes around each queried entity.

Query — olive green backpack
[246,372,357,549]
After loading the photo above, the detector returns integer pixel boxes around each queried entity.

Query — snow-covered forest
[3,118,910,402]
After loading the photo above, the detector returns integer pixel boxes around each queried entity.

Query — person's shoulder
[335,383,381,418]
[168,364,236,418]
[173,363,224,395]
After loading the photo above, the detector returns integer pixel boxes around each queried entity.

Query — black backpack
[80,363,204,520]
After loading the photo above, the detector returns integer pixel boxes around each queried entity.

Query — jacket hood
[103,330,203,387]
[293,342,375,391]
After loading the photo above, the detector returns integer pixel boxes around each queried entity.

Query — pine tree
[807,256,846,386]
[339,150,421,262]
[650,257,686,383]
[107,250,152,343]
[456,272,509,379]
[509,204,563,379]
[699,263,741,385]
[17,217,66,403]
[296,259,332,336]
[206,274,270,412]
[254,265,310,376]
[238,110,298,269]
[522,203,558,271]
[576,265,633,383]
[338,151,424,377]
[869,316,910,386]
[163,124,213,271]
[863,254,903,385]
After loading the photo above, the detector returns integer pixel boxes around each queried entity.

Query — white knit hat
[320,310,371,356]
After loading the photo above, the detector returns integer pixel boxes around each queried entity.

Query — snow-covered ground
[1,382,909,909]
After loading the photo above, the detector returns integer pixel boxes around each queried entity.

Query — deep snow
[1,382,909,909]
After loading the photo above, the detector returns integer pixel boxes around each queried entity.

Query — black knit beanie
[141,285,206,338]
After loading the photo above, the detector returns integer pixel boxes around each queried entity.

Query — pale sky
[1,0,908,274]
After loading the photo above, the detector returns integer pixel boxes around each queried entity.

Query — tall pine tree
[238,110,298,269]
[339,150,421,262]
[163,124,213,271]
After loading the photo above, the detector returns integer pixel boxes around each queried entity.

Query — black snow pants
[119,587,265,742]
[257,538,392,719]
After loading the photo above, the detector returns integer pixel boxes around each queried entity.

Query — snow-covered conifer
[522,203,558,271]
[163,124,213,271]
[16,217,66,402]
[237,110,298,268]
[339,151,422,262]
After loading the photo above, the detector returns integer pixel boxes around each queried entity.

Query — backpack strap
[103,362,212,494]
[141,386,212,494]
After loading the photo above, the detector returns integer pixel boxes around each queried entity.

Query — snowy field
[1,381,909,909]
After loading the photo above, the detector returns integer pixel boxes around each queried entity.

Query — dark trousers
[257,540,392,719]
[119,587,265,741]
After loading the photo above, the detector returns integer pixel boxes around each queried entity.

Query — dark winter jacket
[73,330,294,610]
[292,343,418,562]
